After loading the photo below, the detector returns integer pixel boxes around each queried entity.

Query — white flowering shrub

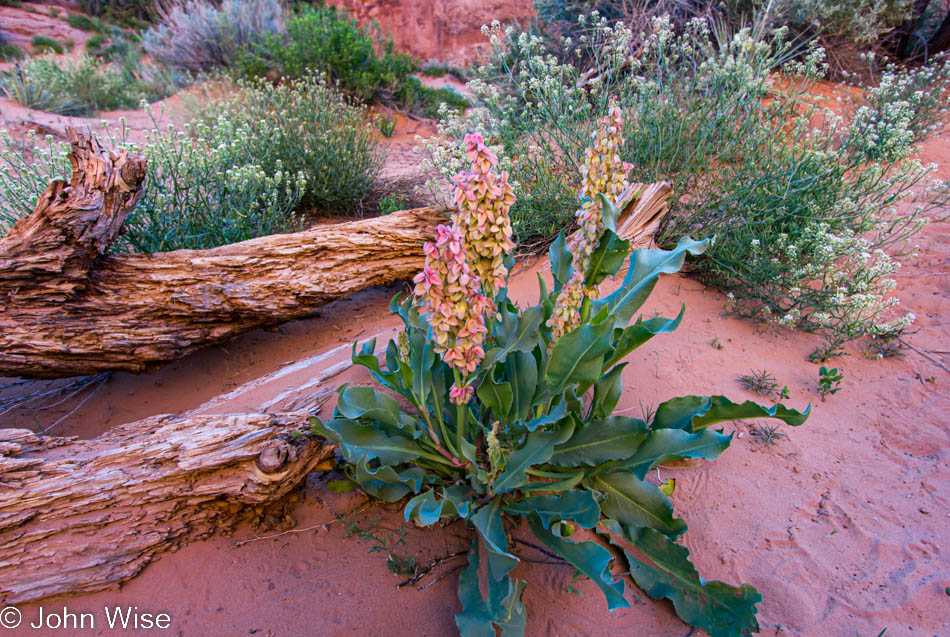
[0,130,71,231]
[420,15,950,359]
[191,74,382,213]
[1,75,380,252]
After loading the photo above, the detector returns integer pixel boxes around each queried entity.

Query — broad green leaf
[527,513,629,611]
[596,236,710,328]
[522,399,567,432]
[603,310,684,369]
[455,538,526,637]
[404,487,469,525]
[409,329,435,404]
[331,418,423,465]
[477,375,513,421]
[588,471,686,537]
[496,579,527,637]
[519,468,584,493]
[504,490,601,529]
[483,305,544,369]
[584,228,630,287]
[549,416,647,466]
[307,415,341,444]
[353,338,400,390]
[471,497,519,581]
[597,192,623,233]
[653,395,810,433]
[493,419,575,494]
[326,480,355,493]
[506,351,538,422]
[353,461,426,502]
[455,538,494,637]
[545,321,614,393]
[590,363,627,420]
[549,231,573,292]
[336,385,419,436]
[604,521,761,637]
[602,427,733,480]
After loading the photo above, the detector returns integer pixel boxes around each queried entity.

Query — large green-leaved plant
[311,126,809,636]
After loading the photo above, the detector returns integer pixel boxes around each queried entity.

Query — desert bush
[533,0,947,74]
[1,75,380,250]
[114,114,307,252]
[0,115,306,252]
[420,16,950,359]
[235,4,469,116]
[143,0,284,72]
[0,129,71,232]
[0,64,87,115]
[191,74,382,213]
[30,35,65,54]
[67,13,105,32]
[315,119,808,637]
[5,55,177,115]
[0,29,23,61]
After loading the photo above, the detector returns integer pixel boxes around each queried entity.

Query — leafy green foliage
[5,55,174,116]
[1,74,376,250]
[0,64,86,116]
[310,210,809,634]
[233,4,470,117]
[189,74,382,214]
[818,366,843,400]
[30,35,64,55]
[421,16,949,357]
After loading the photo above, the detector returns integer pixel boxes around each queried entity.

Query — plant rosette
[310,123,809,637]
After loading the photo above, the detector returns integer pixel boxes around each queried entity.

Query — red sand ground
[2,4,949,636]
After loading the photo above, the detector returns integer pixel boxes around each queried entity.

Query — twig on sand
[900,338,949,373]
[232,501,375,548]
[397,550,468,589]
[41,374,110,433]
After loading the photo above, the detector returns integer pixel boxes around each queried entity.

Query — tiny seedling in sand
[751,423,786,446]
[818,366,843,400]
[738,369,780,396]
[711,336,723,349]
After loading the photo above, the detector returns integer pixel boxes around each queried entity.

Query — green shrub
[116,117,307,252]
[9,55,172,115]
[420,16,950,359]
[239,5,412,99]
[533,0,940,75]
[0,129,71,232]
[77,0,157,23]
[236,4,469,116]
[0,38,24,61]
[1,75,381,250]
[30,35,64,54]
[191,74,382,213]
[142,0,284,72]
[85,33,108,53]
[0,64,87,115]
[315,127,809,637]
[67,13,104,32]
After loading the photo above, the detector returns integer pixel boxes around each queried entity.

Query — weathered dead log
[0,412,334,604]
[1,130,670,379]
[0,129,445,379]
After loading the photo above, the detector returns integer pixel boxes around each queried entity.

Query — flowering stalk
[548,99,631,339]
[451,132,516,297]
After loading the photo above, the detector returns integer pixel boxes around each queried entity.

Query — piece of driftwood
[0,412,334,604]
[0,129,445,379]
